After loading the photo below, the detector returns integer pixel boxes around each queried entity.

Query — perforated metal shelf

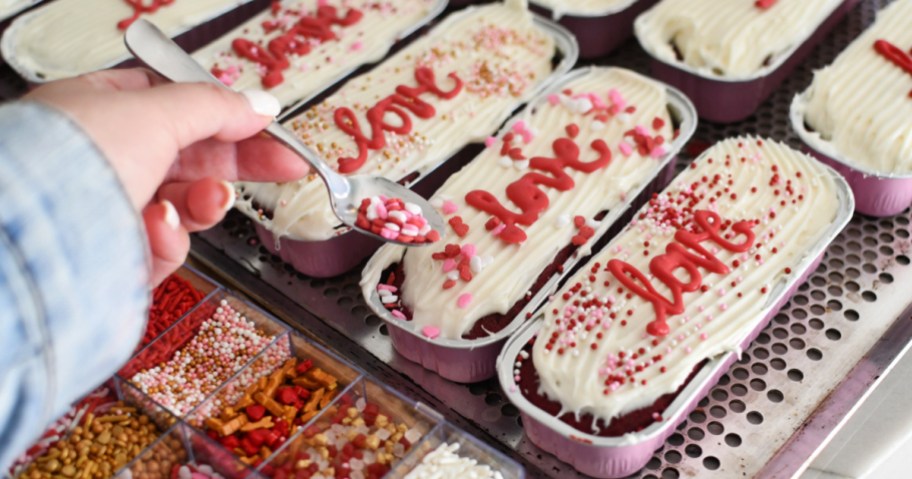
[191,1,912,477]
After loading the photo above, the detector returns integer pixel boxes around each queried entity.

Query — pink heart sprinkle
[547,94,560,105]
[422,326,440,339]
[457,293,472,309]
[442,200,458,215]
[485,136,497,148]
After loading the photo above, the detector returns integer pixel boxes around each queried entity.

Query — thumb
[137,83,281,149]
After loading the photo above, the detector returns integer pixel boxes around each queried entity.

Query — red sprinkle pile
[142,274,205,349]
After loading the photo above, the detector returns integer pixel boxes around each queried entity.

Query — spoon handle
[123,19,348,196]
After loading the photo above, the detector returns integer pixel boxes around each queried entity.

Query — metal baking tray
[192,1,912,477]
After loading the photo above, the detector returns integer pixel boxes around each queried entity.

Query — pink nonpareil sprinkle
[547,94,560,105]
[457,293,473,309]
[422,326,440,339]
[350,41,364,52]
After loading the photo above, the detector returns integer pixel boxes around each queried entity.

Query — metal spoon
[123,19,444,246]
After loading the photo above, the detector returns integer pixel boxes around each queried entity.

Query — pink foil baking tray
[636,0,863,123]
[531,0,658,59]
[363,69,698,383]
[495,159,854,478]
[790,94,912,217]
[252,12,579,278]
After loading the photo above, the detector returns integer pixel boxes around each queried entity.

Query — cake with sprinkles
[361,67,676,343]
[634,0,845,78]
[193,0,440,108]
[795,0,912,175]
[0,0,256,82]
[235,0,560,246]
[509,137,843,436]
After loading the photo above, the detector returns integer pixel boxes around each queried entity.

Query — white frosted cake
[532,0,637,18]
[192,0,440,108]
[511,137,842,432]
[634,0,844,78]
[796,0,912,174]
[236,0,559,242]
[0,0,40,22]
[361,67,675,341]
[1,0,254,82]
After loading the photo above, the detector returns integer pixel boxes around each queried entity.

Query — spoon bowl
[124,19,445,246]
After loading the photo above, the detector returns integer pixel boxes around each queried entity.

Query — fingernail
[219,180,236,212]
[241,89,281,117]
[161,200,180,230]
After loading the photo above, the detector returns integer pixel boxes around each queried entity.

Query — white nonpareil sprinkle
[403,443,505,479]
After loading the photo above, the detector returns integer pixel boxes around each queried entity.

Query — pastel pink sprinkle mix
[457,293,473,309]
[422,326,440,339]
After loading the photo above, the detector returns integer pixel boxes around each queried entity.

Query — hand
[25,68,308,284]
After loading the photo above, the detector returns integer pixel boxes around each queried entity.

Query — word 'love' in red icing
[466,132,611,244]
[228,6,364,89]
[118,0,174,30]
[873,39,912,98]
[333,67,463,173]
[608,210,756,337]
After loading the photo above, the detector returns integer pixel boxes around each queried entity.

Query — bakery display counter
[1,0,910,478]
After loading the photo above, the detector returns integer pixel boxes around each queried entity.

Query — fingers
[138,83,281,149]
[156,178,235,232]
[171,134,309,183]
[79,67,166,91]
[143,201,190,286]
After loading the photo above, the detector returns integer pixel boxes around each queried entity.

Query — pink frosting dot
[485,136,497,148]
[457,293,473,309]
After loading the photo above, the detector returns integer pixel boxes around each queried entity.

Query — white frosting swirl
[236,1,557,241]
[0,0,40,22]
[799,0,912,175]
[192,0,439,108]
[531,137,840,425]
[531,0,637,19]
[634,0,843,78]
[1,0,255,82]
[362,67,673,340]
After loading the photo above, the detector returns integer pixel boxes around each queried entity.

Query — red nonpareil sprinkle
[566,124,580,138]
[652,117,665,130]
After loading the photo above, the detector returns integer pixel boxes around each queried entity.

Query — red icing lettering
[465,134,611,244]
[607,210,756,337]
[333,67,463,173]
[118,0,174,30]
[874,39,912,98]
[228,5,363,89]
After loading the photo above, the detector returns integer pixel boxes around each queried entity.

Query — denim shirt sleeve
[0,101,150,469]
